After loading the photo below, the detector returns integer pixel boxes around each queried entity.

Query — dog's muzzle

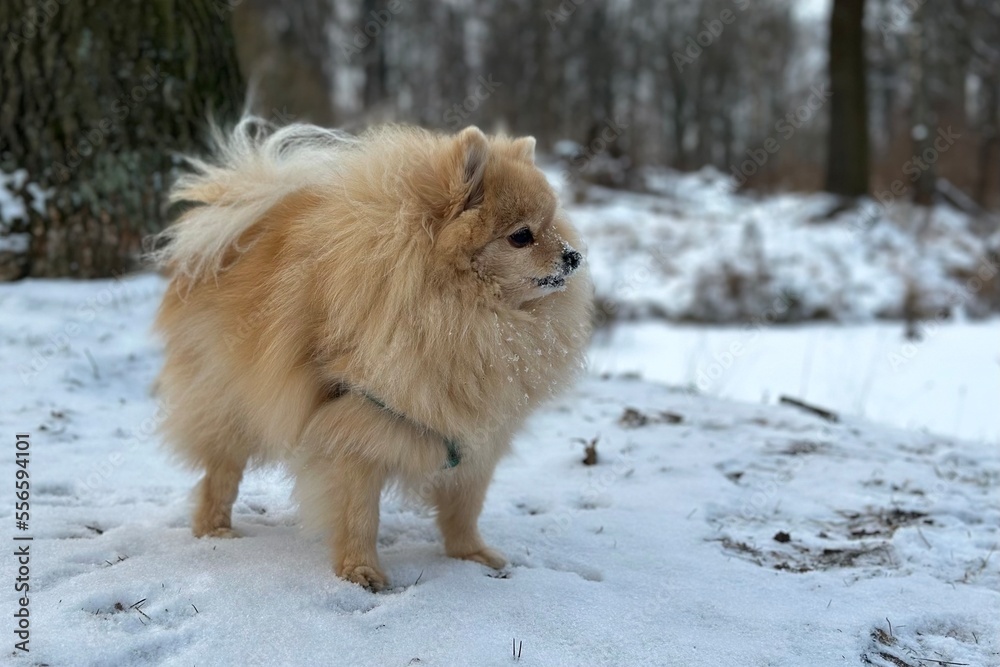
[534,244,583,290]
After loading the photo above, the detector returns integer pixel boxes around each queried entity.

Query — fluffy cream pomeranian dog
[152,116,592,590]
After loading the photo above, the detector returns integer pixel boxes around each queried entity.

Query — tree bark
[974,76,999,207]
[232,0,335,127]
[360,0,387,111]
[0,0,245,279]
[824,0,870,197]
[909,3,935,206]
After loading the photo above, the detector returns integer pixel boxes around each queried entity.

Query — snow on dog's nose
[561,244,582,274]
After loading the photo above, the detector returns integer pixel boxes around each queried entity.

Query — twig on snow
[779,395,839,422]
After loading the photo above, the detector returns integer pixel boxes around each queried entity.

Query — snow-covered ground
[571,165,1000,444]
[590,319,1000,444]
[553,166,999,324]
[2,275,998,666]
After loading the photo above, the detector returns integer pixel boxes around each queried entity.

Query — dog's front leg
[433,463,507,570]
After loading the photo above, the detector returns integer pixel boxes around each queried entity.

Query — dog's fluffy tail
[150,115,356,281]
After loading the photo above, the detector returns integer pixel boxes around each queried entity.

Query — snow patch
[0,276,996,665]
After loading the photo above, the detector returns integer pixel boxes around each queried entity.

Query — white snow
[1,275,997,666]
[0,169,28,223]
[590,319,1000,443]
[548,165,999,324]
[1,170,40,257]
[1,169,49,224]
[0,170,29,223]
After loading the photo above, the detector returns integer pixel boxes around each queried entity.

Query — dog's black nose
[562,248,582,272]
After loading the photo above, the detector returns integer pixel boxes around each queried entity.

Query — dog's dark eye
[508,227,534,248]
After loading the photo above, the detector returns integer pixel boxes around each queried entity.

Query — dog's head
[414,127,584,307]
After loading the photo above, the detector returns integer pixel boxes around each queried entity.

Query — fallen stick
[778,396,839,422]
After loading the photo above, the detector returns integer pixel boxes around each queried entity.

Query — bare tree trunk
[0,0,245,279]
[825,0,870,197]
[909,3,935,206]
[361,0,388,110]
[975,77,999,207]
[666,65,689,170]
[438,4,468,115]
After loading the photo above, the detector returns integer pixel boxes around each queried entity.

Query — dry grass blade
[84,348,100,379]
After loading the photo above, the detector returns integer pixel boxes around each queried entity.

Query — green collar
[359,390,461,469]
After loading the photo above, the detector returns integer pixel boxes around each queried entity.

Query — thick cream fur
[153,116,592,589]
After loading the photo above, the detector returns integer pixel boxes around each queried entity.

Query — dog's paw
[456,546,508,570]
[193,526,240,539]
[339,564,387,592]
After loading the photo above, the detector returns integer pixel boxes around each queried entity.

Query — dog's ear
[511,136,536,163]
[418,126,489,222]
[454,126,488,212]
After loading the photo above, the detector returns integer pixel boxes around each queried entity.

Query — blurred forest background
[0,0,998,280]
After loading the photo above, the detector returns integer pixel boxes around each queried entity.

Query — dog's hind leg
[296,449,389,591]
[331,454,388,591]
